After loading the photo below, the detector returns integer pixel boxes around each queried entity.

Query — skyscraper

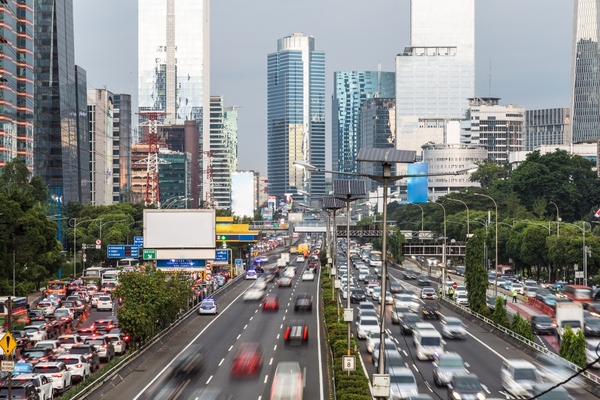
[332,71,395,176]
[209,96,238,210]
[35,0,90,204]
[395,0,475,157]
[138,0,210,202]
[87,89,114,206]
[570,0,600,144]
[267,33,325,196]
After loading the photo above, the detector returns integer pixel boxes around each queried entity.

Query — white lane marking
[464,329,507,362]
[255,309,258,313]
[277,334,280,339]
[282,316,286,320]
[132,284,251,399]
[285,309,288,313]
[280,324,283,329]
[250,316,253,321]
[228,345,233,352]
[402,350,408,357]
[274,345,277,351]
[269,357,273,365]
[236,334,241,339]
[412,363,419,372]
[206,375,213,384]
[218,358,224,366]
[244,324,248,330]
[264,374,269,384]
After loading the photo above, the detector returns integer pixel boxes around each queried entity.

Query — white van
[413,330,443,360]
[500,359,543,397]
[101,272,119,286]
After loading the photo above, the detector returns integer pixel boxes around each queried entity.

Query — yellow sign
[0,332,17,355]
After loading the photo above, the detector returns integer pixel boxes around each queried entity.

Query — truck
[555,302,584,341]
[289,246,298,254]
[297,243,310,256]
[280,253,290,265]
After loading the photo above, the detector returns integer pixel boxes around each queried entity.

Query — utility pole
[6,297,12,399]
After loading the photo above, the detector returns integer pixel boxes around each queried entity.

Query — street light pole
[475,193,498,295]
[429,201,447,287]
[447,198,470,239]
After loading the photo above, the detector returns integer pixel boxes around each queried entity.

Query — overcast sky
[74,1,573,175]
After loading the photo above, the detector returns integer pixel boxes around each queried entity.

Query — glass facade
[158,150,191,207]
[87,89,114,205]
[525,108,570,151]
[0,0,34,171]
[113,94,132,202]
[332,71,395,176]
[35,0,90,204]
[571,0,600,143]
[209,96,238,210]
[396,0,474,152]
[267,33,325,196]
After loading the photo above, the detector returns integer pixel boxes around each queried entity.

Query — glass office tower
[571,0,600,144]
[395,0,475,153]
[267,33,325,196]
[35,0,90,204]
[332,71,395,176]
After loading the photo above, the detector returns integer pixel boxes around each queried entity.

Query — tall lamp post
[447,198,470,239]
[474,193,498,295]
[429,201,447,284]
[562,222,590,286]
[411,203,425,242]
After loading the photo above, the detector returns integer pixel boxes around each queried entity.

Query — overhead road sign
[216,234,258,242]
[107,245,140,258]
[143,249,157,260]
[134,236,144,247]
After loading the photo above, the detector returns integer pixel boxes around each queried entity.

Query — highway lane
[345,260,597,399]
[97,259,327,400]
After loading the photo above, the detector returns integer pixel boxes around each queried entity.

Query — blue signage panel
[107,245,139,259]
[156,259,206,268]
[407,162,429,204]
[133,236,144,247]
[235,259,243,265]
[215,249,229,263]
[239,234,255,241]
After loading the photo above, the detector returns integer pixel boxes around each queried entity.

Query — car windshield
[362,319,378,326]
[587,319,600,326]
[420,337,441,346]
[404,315,420,322]
[23,327,40,332]
[390,374,415,384]
[447,320,463,327]
[454,377,482,390]
[60,358,81,366]
[35,343,54,349]
[69,347,90,354]
[23,350,46,358]
[85,340,104,346]
[534,316,552,323]
[99,297,111,301]
[60,337,77,344]
[514,368,537,381]
[439,357,464,368]
[33,366,60,374]
[562,321,582,328]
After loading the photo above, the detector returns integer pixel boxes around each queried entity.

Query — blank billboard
[144,209,216,248]
[232,172,255,218]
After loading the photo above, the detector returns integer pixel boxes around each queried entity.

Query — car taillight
[298,375,303,398]
[303,326,308,340]
[123,335,130,341]
[52,373,63,378]
[284,327,290,340]
[102,344,107,348]
[116,341,121,345]
[271,377,278,398]
[75,364,82,368]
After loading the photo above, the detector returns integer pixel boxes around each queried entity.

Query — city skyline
[74,0,573,176]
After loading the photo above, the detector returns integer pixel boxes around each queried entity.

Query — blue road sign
[156,259,206,268]
[235,259,243,266]
[133,236,144,247]
[215,249,229,263]
[107,245,139,259]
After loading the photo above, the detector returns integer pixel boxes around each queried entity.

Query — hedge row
[321,269,371,400]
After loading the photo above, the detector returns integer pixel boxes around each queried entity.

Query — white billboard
[143,209,216,249]
[232,172,255,218]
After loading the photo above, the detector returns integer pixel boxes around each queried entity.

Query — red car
[262,294,279,311]
[230,343,263,377]
[284,319,309,345]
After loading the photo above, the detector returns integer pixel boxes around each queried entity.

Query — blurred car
[32,362,72,395]
[0,381,39,400]
[243,287,264,301]
[486,296,497,313]
[432,352,468,386]
[295,256,305,263]
[447,374,487,400]
[418,275,431,286]
[11,373,53,400]
[441,316,466,339]
[66,344,100,372]
[104,333,127,355]
[584,318,600,337]
[230,343,262,378]
[530,315,555,335]
[391,305,411,324]
[198,299,218,315]
[294,293,313,312]
[301,270,315,281]
[356,315,380,339]
[421,301,441,320]
[365,331,389,354]
[278,276,293,287]
[390,281,404,294]
[34,340,66,357]
[366,283,380,297]
[372,339,398,369]
[262,294,279,311]
[270,362,304,400]
[404,270,418,280]
[421,287,436,299]
[284,319,309,345]
[95,318,117,334]
[455,293,469,306]
[55,354,90,383]
[388,366,418,399]
[530,384,570,400]
[500,359,543,397]
[20,348,56,365]
[57,334,83,351]
[83,336,114,362]
[96,295,113,312]
[586,339,600,368]
[23,325,48,342]
[350,288,367,304]
[394,294,421,313]
[400,313,421,335]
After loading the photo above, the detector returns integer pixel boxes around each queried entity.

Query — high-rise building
[332,71,395,176]
[359,98,397,191]
[35,0,90,204]
[525,108,571,151]
[395,0,475,157]
[0,1,34,172]
[571,0,600,144]
[267,33,325,196]
[138,0,210,202]
[113,94,133,202]
[87,89,115,205]
[209,96,238,210]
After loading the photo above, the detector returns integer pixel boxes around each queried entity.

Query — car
[34,340,66,357]
[358,301,377,314]
[441,316,466,339]
[372,287,382,302]
[283,267,296,278]
[585,318,600,337]
[421,287,436,299]
[198,299,218,315]
[55,354,90,383]
[447,374,487,400]
[586,339,600,368]
[12,331,33,352]
[230,343,263,378]
[454,285,467,297]
[418,275,431,286]
[20,347,56,366]
[356,315,380,339]
[83,336,115,362]
[500,359,543,397]
[0,381,40,400]
[358,309,379,325]
[378,290,393,305]
[366,283,380,297]
[245,269,258,280]
[262,294,279,311]
[486,296,497,312]
[76,327,99,339]
[394,294,421,313]
[11,373,54,400]
[391,304,411,324]
[90,293,103,308]
[455,293,469,306]
[37,301,57,316]
[278,276,293,287]
[363,274,376,284]
[296,256,305,263]
[400,313,421,335]
[388,366,419,399]
[432,352,468,386]
[243,287,264,301]
[104,333,127,355]
[366,331,389,354]
[32,362,72,395]
[23,325,48,342]
[301,270,315,281]
[96,295,113,311]
[66,344,100,372]
[294,293,313,312]
[350,288,367,303]
[530,384,570,400]
[284,319,309,345]
[404,270,418,280]
[510,282,524,295]
[270,361,304,400]
[372,339,398,369]
[390,281,404,294]
[530,315,556,335]
[358,268,370,281]
[421,300,441,320]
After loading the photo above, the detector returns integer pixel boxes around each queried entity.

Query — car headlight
[452,390,462,399]
[476,392,486,400]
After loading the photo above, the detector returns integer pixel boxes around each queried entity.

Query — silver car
[355,316,380,339]
[441,317,467,339]
[432,352,468,386]
[271,361,305,400]
[388,366,418,399]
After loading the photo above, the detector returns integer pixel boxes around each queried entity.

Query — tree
[469,160,507,189]
[571,330,587,369]
[559,325,575,361]
[492,297,510,328]
[464,229,489,314]
[511,312,534,342]
[386,227,405,264]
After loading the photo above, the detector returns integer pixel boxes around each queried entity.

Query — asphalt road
[96,255,328,400]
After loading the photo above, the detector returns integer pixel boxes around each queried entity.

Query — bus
[117,258,140,269]
[0,296,29,330]
[369,251,382,267]
[45,280,67,296]
[82,267,108,285]
[563,284,593,302]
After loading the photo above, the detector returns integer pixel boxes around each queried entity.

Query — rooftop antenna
[488,60,492,101]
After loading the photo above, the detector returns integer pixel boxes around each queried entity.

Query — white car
[23,325,48,342]
[245,269,258,280]
[441,317,467,339]
[32,362,72,394]
[283,267,296,278]
[389,366,418,399]
[455,293,469,306]
[296,256,305,263]
[37,301,56,316]
[35,340,66,356]
[198,299,218,315]
[454,285,467,297]
[358,268,370,281]
[243,288,264,301]
[366,331,389,354]
[379,291,393,305]
[91,293,103,308]
[393,294,421,313]
[302,271,315,281]
[12,373,54,400]
[96,295,113,311]
[366,283,380,297]
[58,334,84,351]
[56,354,91,383]
[356,315,380,339]
[104,333,127,355]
